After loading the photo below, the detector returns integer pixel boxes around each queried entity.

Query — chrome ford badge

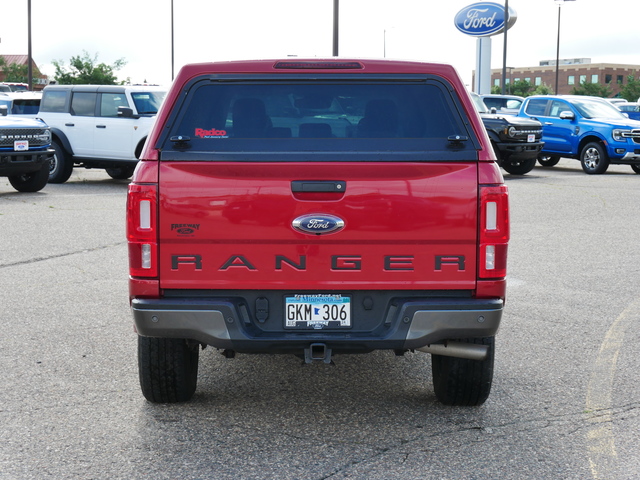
[292,214,345,235]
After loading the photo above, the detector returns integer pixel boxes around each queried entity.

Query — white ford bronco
[37,85,166,183]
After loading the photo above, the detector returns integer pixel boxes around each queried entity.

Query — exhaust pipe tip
[416,341,488,361]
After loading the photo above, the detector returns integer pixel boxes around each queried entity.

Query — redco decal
[195,127,228,138]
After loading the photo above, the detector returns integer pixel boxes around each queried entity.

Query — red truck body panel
[156,161,478,290]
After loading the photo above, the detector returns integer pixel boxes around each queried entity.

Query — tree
[52,51,127,85]
[570,81,612,98]
[531,83,554,95]
[0,57,29,83]
[490,80,536,97]
[509,80,534,97]
[618,75,640,102]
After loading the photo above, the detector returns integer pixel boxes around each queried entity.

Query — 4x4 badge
[292,214,345,235]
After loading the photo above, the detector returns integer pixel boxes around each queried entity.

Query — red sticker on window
[195,128,228,138]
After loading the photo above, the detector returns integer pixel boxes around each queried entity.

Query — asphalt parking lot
[1,159,639,480]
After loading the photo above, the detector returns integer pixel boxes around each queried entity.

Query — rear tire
[49,140,74,184]
[105,166,136,180]
[537,155,560,167]
[138,336,199,403]
[501,157,536,175]
[8,164,49,192]
[431,337,495,406]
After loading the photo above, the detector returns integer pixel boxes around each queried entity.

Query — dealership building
[487,58,640,96]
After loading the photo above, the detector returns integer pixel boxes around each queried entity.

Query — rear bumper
[131,296,503,354]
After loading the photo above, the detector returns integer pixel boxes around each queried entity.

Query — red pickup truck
[127,59,509,406]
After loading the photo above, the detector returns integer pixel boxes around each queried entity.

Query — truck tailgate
[157,161,478,291]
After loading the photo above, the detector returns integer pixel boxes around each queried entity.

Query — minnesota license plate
[285,294,351,328]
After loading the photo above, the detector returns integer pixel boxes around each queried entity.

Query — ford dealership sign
[454,2,517,37]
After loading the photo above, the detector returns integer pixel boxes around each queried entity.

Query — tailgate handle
[291,180,346,193]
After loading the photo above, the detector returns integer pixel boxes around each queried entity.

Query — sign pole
[501,0,508,94]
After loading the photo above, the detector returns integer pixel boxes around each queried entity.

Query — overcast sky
[1,0,639,88]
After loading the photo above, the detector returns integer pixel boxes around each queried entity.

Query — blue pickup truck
[0,106,54,192]
[517,95,640,174]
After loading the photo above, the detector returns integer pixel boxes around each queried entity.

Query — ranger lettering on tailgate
[168,254,466,272]
[127,59,509,406]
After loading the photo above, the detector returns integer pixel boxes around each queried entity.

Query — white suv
[37,85,166,183]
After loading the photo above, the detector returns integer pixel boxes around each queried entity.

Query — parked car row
[0,112,54,192]
[1,84,167,192]
[481,93,640,175]
[37,85,166,183]
[0,82,29,93]
[471,93,543,175]
[3,85,639,194]
[480,94,524,115]
[517,95,640,174]
[0,91,42,115]
[616,102,640,121]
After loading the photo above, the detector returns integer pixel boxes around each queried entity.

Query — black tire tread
[501,157,536,175]
[537,155,560,167]
[431,337,495,406]
[138,336,199,403]
[8,165,49,192]
[106,166,136,180]
[49,140,74,184]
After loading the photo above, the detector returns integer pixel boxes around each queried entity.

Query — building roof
[1,55,30,66]
[0,54,48,89]
[490,62,640,74]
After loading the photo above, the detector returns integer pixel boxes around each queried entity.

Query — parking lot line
[585,297,640,479]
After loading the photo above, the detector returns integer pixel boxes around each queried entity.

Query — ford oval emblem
[292,214,345,235]
[454,2,516,37]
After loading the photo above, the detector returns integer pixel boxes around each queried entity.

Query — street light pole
[501,0,508,95]
[554,0,575,94]
[27,0,33,90]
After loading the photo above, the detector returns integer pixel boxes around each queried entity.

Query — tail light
[127,183,158,277]
[479,185,509,279]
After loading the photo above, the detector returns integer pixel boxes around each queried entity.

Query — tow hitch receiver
[304,343,332,364]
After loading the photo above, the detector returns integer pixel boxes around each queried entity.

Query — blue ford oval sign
[454,2,516,37]
[292,214,345,235]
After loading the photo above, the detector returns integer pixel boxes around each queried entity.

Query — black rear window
[159,77,478,161]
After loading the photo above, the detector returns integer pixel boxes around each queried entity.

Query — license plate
[527,134,536,143]
[14,140,28,151]
[285,294,351,328]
